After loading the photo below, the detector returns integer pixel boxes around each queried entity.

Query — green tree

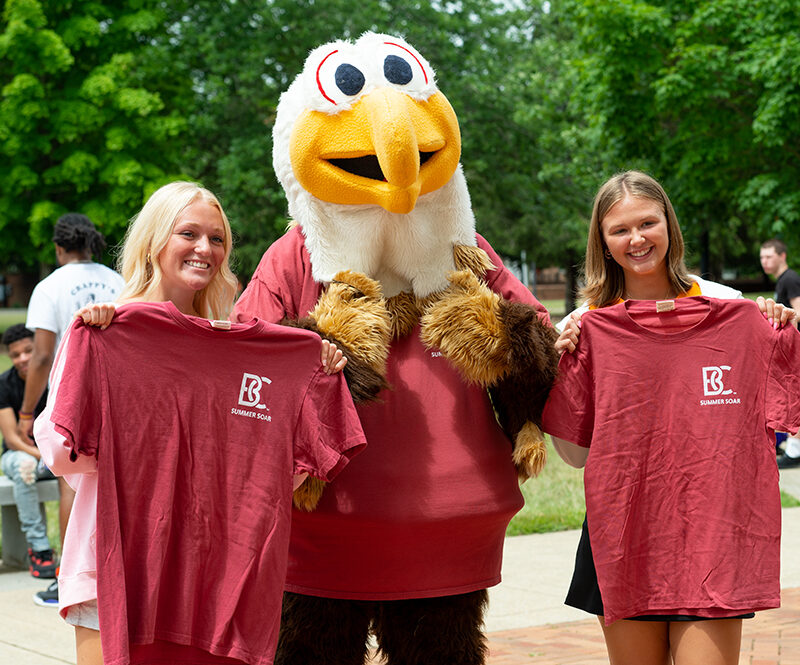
[0,0,189,270]
[560,0,800,277]
[157,0,574,280]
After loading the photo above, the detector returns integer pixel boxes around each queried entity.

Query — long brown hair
[581,171,692,308]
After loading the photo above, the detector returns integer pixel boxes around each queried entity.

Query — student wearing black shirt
[0,324,55,588]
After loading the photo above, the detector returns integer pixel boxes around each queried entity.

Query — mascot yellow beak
[289,87,461,214]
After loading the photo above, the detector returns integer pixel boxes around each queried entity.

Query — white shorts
[64,599,100,631]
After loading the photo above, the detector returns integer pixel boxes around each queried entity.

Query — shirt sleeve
[785,273,800,302]
[292,368,366,481]
[541,342,595,447]
[46,321,103,460]
[0,376,13,411]
[233,272,289,325]
[765,325,800,435]
[34,326,98,475]
[25,282,59,334]
[233,230,311,324]
[476,234,552,327]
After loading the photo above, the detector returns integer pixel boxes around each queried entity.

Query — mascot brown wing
[420,248,559,478]
[281,270,391,510]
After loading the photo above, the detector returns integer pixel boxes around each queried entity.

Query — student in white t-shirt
[18,213,124,608]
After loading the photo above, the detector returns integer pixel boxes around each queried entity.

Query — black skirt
[565,517,754,622]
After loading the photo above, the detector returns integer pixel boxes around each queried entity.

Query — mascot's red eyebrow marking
[316,49,339,105]
[384,41,428,84]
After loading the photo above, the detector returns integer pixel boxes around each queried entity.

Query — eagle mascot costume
[233,32,559,665]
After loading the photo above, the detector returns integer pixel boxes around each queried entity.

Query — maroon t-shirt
[50,302,366,665]
[543,297,800,623]
[234,227,549,599]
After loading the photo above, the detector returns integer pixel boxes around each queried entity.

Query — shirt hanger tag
[210,320,231,330]
[656,300,676,313]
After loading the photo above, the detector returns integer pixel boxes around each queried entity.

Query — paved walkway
[485,589,800,664]
[2,467,800,664]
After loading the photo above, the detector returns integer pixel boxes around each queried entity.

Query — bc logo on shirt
[700,365,740,406]
[231,373,273,421]
[702,366,732,396]
[238,373,272,409]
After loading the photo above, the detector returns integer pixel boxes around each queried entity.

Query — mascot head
[273,32,478,298]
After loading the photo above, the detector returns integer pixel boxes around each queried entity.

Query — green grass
[781,491,800,508]
[743,291,774,302]
[539,298,567,321]
[0,308,27,330]
[507,438,585,535]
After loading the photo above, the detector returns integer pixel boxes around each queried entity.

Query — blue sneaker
[33,580,58,607]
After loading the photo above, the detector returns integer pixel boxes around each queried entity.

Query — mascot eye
[315,49,370,106]
[335,63,365,96]
[384,55,413,85]
[379,41,430,94]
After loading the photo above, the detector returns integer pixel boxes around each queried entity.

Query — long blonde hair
[581,171,692,308]
[119,182,238,320]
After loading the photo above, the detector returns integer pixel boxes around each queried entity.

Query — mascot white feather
[234,32,559,665]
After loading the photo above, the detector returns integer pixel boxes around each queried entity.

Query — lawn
[507,438,585,535]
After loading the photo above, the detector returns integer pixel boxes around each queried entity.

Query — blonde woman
[35,182,351,665]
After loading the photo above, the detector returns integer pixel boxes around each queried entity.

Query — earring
[604,249,611,259]
[146,253,151,264]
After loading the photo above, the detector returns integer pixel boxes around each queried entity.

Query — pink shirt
[233,227,549,599]
[38,302,366,665]
[36,328,100,619]
[542,297,800,623]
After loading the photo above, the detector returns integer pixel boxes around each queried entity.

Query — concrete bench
[0,476,60,569]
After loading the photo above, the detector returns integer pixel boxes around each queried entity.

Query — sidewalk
[2,472,800,664]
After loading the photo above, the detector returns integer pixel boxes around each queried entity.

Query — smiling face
[601,195,670,284]
[156,199,226,312]
[8,337,33,380]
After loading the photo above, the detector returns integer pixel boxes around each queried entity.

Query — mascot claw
[512,422,547,480]
[421,268,560,480]
[293,477,327,512]
[312,270,391,376]
[420,269,508,387]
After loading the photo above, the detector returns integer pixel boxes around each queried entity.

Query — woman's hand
[756,296,796,329]
[320,339,347,374]
[75,302,117,329]
[554,313,582,355]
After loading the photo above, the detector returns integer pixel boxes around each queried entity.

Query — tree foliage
[3,0,798,287]
[0,0,189,269]
[156,0,569,279]
[560,0,800,276]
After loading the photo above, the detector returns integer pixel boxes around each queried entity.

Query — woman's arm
[551,435,589,468]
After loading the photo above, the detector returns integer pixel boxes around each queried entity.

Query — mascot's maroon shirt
[234,228,549,599]
[543,298,800,623]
